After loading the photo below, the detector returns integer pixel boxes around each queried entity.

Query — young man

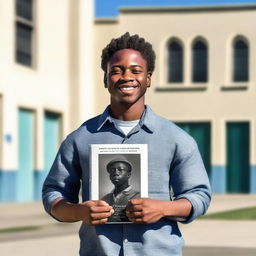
[42,32,211,256]
[102,157,140,222]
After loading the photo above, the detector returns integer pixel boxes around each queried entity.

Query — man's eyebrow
[131,65,144,69]
[110,64,144,68]
[110,65,122,69]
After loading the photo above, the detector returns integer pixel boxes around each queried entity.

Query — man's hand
[126,198,165,224]
[80,200,114,225]
[126,198,192,224]
[50,198,114,225]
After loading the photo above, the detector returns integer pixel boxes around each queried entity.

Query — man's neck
[114,183,130,196]
[110,102,145,121]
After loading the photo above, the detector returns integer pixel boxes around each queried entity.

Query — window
[233,38,249,82]
[192,39,208,82]
[15,0,35,67]
[168,40,183,83]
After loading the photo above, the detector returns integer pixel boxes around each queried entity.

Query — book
[90,144,148,223]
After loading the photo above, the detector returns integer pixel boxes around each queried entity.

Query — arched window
[233,38,249,82]
[192,40,208,82]
[168,40,183,83]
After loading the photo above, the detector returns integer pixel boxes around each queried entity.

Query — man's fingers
[96,200,109,206]
[90,205,113,213]
[127,204,143,212]
[86,200,109,207]
[88,209,115,225]
[129,198,143,205]
[126,210,142,218]
[91,211,113,220]
[86,200,113,213]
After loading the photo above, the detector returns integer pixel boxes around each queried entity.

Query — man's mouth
[118,86,138,92]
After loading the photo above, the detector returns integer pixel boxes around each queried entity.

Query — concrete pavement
[179,194,256,249]
[0,194,256,255]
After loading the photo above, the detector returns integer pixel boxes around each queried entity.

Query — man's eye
[111,69,121,74]
[133,70,142,74]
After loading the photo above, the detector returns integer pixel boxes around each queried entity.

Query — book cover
[90,144,148,223]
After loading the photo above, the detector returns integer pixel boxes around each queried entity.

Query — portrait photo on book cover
[99,153,140,223]
[90,144,148,223]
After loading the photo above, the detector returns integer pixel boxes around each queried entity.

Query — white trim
[78,0,95,122]
[119,4,256,14]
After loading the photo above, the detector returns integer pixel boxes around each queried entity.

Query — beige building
[94,4,256,194]
[0,0,94,201]
[1,2,255,202]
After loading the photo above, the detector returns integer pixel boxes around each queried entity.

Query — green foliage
[201,207,256,220]
[0,225,40,233]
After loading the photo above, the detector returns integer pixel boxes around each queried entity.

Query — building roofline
[95,17,118,24]
[119,3,256,14]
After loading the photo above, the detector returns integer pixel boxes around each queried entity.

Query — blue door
[17,109,34,201]
[226,122,250,193]
[44,112,61,173]
[177,122,211,178]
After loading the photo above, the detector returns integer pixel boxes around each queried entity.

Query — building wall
[94,5,256,194]
[1,3,255,201]
[0,0,94,201]
[94,19,120,113]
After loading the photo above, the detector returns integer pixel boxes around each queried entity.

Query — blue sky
[95,0,256,17]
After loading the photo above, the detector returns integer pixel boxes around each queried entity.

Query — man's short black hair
[101,32,156,74]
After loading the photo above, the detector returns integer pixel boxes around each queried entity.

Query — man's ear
[104,73,108,88]
[147,72,152,87]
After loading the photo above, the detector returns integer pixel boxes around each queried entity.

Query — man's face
[108,162,131,186]
[105,49,151,106]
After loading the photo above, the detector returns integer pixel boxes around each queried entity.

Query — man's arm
[127,135,212,224]
[126,198,192,224]
[50,197,114,225]
[42,136,113,225]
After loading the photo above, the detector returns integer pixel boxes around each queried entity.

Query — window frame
[15,0,36,68]
[232,37,249,83]
[167,38,184,83]
[192,38,208,83]
[222,35,250,90]
[157,36,208,92]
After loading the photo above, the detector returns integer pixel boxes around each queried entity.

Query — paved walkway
[0,194,255,255]
[180,194,256,248]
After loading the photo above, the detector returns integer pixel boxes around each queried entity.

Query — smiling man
[42,32,211,256]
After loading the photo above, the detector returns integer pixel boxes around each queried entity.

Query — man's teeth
[120,87,134,91]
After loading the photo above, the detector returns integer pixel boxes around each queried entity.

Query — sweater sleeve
[170,137,212,224]
[42,136,82,217]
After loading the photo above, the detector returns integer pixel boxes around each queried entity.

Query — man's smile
[120,87,135,91]
[119,86,138,92]
[117,84,139,92]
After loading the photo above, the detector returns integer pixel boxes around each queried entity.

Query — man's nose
[122,69,134,81]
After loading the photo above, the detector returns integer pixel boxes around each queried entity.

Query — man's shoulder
[128,189,140,199]
[148,107,196,145]
[66,114,102,140]
[148,108,186,133]
[101,193,113,203]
